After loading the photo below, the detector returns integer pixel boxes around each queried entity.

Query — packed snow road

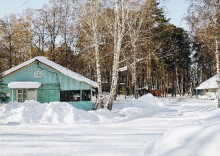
[0,120,165,155]
[0,95,220,156]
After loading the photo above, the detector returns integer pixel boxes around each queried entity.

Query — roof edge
[2,56,98,88]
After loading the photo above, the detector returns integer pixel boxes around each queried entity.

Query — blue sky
[0,0,48,17]
[165,0,190,30]
[0,0,190,30]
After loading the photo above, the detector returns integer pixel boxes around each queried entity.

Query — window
[82,90,91,101]
[60,90,91,102]
[60,90,80,102]
[17,89,37,102]
[17,89,27,102]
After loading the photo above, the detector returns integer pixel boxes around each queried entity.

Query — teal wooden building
[0,56,98,110]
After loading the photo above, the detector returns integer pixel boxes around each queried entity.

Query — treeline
[0,0,194,109]
[186,0,220,87]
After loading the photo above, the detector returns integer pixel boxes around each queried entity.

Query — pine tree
[0,68,6,103]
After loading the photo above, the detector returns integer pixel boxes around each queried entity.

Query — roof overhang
[8,82,41,89]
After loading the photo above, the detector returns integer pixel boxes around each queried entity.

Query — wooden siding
[3,61,91,90]
[69,101,93,111]
[1,61,94,110]
[37,84,60,103]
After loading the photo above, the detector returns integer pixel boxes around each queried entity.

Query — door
[27,89,37,101]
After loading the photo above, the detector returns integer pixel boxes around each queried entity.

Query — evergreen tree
[0,68,8,103]
[154,24,191,96]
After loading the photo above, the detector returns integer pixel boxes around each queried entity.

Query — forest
[0,0,219,109]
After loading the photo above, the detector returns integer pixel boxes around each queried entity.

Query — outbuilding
[195,74,219,100]
[0,56,98,110]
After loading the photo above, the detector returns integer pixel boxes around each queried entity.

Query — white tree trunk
[215,35,219,74]
[80,0,104,109]
[92,0,104,108]
[106,0,126,110]
[94,37,104,108]
[131,40,137,98]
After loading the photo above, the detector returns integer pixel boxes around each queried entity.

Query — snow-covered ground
[0,94,220,156]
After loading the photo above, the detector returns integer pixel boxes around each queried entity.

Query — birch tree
[127,2,143,98]
[78,0,104,108]
[186,0,220,74]
[106,0,129,110]
[127,0,155,98]
[91,0,104,108]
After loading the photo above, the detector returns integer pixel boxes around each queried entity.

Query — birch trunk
[129,14,142,98]
[94,35,104,108]
[81,0,104,108]
[106,0,126,110]
[131,40,137,98]
[215,34,219,74]
[92,0,104,108]
[147,53,152,92]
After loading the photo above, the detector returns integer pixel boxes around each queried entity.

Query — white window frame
[16,89,37,102]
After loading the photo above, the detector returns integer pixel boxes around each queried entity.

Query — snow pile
[153,124,220,156]
[0,94,170,125]
[115,94,170,120]
[0,101,99,125]
[1,96,220,155]
[137,93,164,107]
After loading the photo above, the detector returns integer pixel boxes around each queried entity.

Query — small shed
[0,56,98,110]
[195,74,219,99]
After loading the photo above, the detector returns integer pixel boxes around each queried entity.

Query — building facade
[0,56,98,110]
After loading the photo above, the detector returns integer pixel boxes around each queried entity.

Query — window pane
[68,91,72,101]
[23,93,27,98]
[60,90,81,102]
[18,94,22,98]
[60,91,65,102]
[17,89,29,103]
[82,90,91,101]
[73,90,80,101]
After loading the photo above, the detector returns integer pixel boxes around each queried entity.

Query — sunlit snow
[0,94,220,155]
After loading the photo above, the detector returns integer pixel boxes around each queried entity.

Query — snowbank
[0,101,99,125]
[138,94,164,107]
[0,94,170,125]
[1,96,220,155]
[115,94,171,120]
[154,124,220,156]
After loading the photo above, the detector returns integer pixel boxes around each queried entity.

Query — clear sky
[0,0,190,30]
[164,0,190,30]
[0,0,48,17]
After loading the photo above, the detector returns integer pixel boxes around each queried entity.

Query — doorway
[17,89,37,102]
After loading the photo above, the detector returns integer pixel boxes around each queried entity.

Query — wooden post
[11,89,14,102]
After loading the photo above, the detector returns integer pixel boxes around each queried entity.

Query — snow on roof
[8,82,41,89]
[196,74,219,89]
[3,56,98,88]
